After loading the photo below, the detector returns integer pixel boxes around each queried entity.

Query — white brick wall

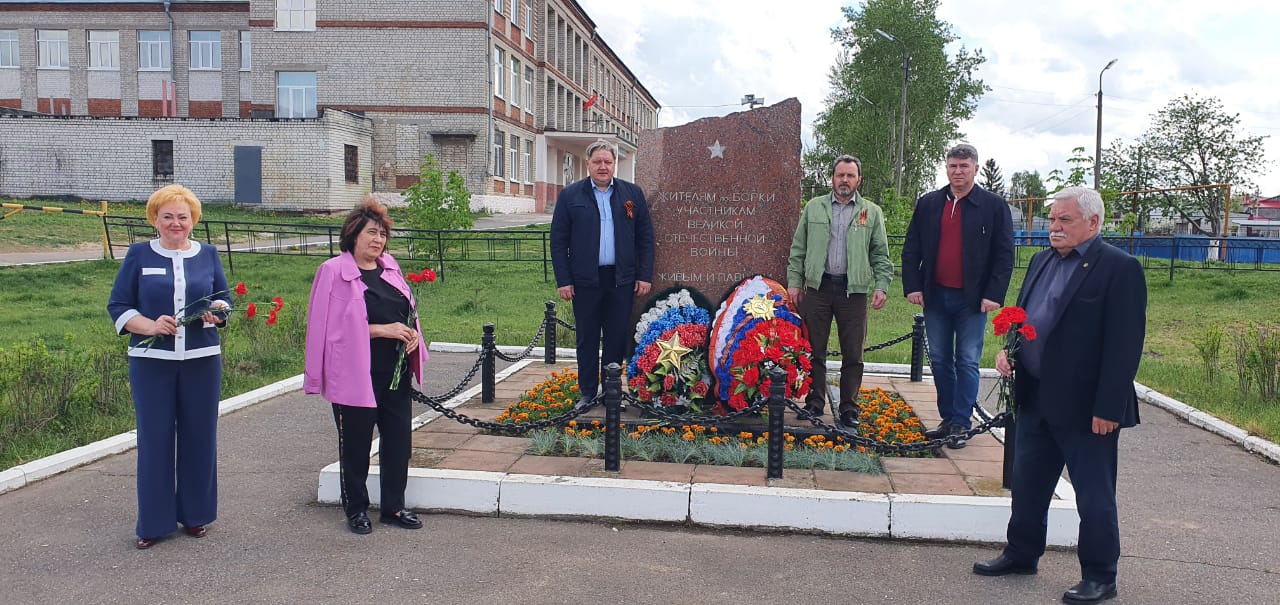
[0,109,372,211]
[87,71,120,100]
[188,71,222,102]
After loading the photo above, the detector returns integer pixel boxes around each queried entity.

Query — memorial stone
[636,98,802,303]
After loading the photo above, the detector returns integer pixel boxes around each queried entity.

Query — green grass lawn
[1,229,1278,467]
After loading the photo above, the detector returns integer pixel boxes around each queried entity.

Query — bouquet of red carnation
[133,281,283,351]
[388,267,437,388]
[991,306,1037,418]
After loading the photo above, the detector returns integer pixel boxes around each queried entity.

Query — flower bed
[493,370,932,466]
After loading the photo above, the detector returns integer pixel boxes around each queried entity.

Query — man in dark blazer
[550,140,655,406]
[974,186,1147,604]
[902,143,1014,447]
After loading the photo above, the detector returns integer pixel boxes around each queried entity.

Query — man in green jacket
[786,155,894,427]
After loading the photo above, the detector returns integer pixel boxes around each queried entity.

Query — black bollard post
[1002,416,1016,490]
[603,363,623,472]
[482,323,496,404]
[766,365,787,480]
[910,313,926,382]
[543,301,557,365]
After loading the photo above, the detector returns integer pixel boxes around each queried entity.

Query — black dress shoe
[347,512,373,535]
[184,525,207,538]
[798,402,825,418]
[134,537,158,550]
[1062,580,1117,603]
[924,421,951,439]
[838,411,860,428]
[380,509,423,530]
[973,553,1037,576]
[945,424,969,449]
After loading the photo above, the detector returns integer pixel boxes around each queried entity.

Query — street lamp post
[1094,58,1117,189]
[876,28,909,198]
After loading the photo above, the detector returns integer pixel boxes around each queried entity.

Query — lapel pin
[1083,263,1089,268]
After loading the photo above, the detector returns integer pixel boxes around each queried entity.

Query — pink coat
[304,252,426,407]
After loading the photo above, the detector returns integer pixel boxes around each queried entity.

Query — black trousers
[1005,379,1122,584]
[800,274,868,414]
[572,265,635,398]
[332,371,412,518]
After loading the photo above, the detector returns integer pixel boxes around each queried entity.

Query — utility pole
[1094,58,1117,189]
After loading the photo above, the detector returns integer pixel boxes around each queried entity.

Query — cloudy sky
[576,0,1280,195]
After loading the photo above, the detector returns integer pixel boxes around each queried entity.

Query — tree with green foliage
[980,158,1005,197]
[1008,169,1048,222]
[1046,147,1093,190]
[1104,94,1266,237]
[403,154,473,231]
[809,0,988,204]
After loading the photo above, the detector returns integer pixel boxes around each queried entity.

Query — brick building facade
[0,0,658,212]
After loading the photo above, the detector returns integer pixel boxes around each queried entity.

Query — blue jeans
[923,287,987,428]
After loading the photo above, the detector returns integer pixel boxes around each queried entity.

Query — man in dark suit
[550,140,655,407]
[902,143,1014,448]
[974,186,1147,604]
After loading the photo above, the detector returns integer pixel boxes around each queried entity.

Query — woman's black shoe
[347,512,373,534]
[379,510,423,530]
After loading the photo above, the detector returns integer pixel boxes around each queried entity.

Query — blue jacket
[1013,241,1146,430]
[901,184,1015,312]
[108,240,231,360]
[550,177,655,288]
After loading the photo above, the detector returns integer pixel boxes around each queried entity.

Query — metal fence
[106,216,1280,283]
[103,216,551,281]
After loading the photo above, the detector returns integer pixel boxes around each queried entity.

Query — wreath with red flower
[626,288,714,411]
[709,276,813,411]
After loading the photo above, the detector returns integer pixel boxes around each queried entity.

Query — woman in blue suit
[108,184,230,550]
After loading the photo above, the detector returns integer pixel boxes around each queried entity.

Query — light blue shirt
[593,180,616,266]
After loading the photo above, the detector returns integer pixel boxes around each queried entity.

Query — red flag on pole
[582,92,598,110]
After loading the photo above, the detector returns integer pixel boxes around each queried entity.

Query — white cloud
[578,0,1279,194]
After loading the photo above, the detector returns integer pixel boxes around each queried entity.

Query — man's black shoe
[945,424,969,449]
[574,397,593,411]
[1062,580,1117,603]
[379,509,424,530]
[838,411,860,428]
[972,553,1037,576]
[347,512,373,535]
[924,421,951,439]
[798,403,825,418]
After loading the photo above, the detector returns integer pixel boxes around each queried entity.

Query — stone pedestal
[636,98,802,304]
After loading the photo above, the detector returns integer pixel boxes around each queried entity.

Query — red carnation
[663,373,676,391]
[272,296,285,312]
[692,381,709,396]
[660,393,677,407]
[423,268,437,282]
[234,282,247,296]
[266,309,278,325]
[1018,324,1037,341]
[742,366,760,387]
[246,303,257,318]
[993,317,1012,336]
[407,272,423,283]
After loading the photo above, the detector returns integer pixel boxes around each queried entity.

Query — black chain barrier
[415,352,487,405]
[412,390,602,435]
[787,399,1010,453]
[492,318,548,363]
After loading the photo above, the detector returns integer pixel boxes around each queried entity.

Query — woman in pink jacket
[304,198,426,534]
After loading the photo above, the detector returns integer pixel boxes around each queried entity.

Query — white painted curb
[502,474,690,522]
[1135,379,1280,465]
[889,493,1078,546]
[690,483,890,537]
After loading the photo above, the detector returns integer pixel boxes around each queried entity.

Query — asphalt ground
[1,351,1277,605]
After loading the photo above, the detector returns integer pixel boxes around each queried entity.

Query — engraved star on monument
[743,295,776,320]
[707,140,726,159]
[655,332,694,368]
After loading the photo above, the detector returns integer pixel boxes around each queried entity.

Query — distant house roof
[1244,194,1280,209]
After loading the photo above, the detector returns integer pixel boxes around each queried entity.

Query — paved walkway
[1,351,1278,604]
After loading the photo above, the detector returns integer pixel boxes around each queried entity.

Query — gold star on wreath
[655,332,694,368]
[743,295,776,320]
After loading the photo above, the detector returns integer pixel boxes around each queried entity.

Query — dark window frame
[343,144,358,183]
[152,139,174,181]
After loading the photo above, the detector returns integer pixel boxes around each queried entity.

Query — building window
[493,47,505,99]
[276,71,316,118]
[344,145,359,183]
[138,31,171,70]
[493,0,503,14]
[492,128,505,177]
[37,30,69,69]
[87,31,119,70]
[523,140,532,184]
[152,140,174,180]
[239,31,251,71]
[189,31,221,70]
[525,2,533,40]
[523,66,534,116]
[509,57,521,108]
[0,30,17,68]
[509,134,520,181]
[277,0,316,31]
